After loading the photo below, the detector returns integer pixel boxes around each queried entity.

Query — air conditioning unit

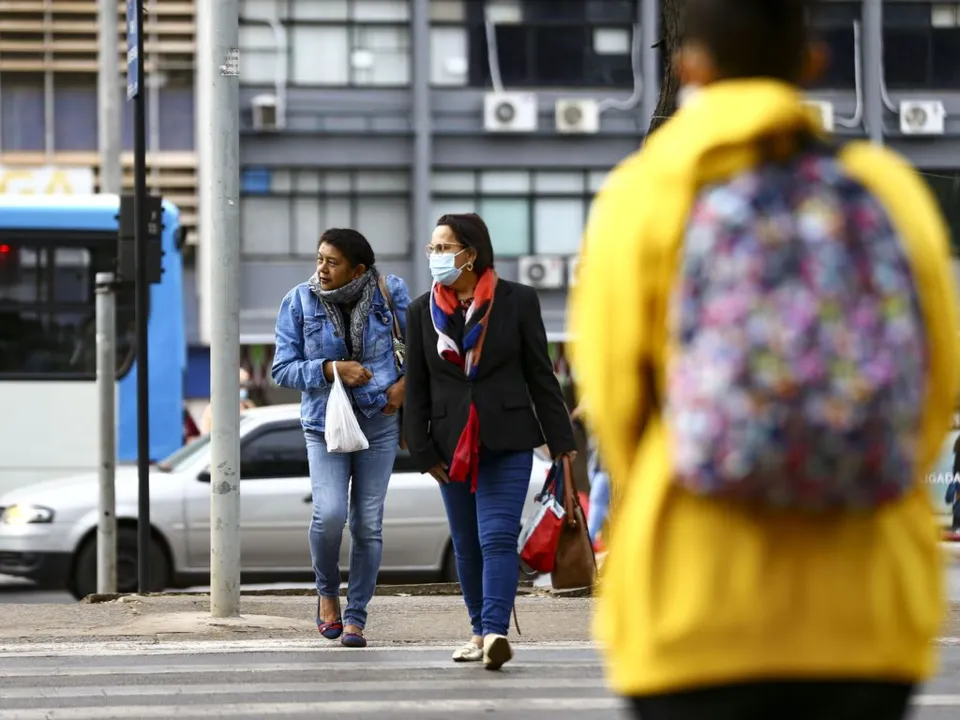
[251,94,279,132]
[484,92,538,133]
[900,100,946,135]
[803,100,834,132]
[566,256,579,288]
[518,256,565,290]
[555,99,600,134]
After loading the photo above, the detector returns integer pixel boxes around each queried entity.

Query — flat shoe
[483,634,513,671]
[452,642,483,663]
[341,632,367,648]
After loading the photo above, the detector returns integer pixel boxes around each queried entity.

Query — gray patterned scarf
[308,268,378,361]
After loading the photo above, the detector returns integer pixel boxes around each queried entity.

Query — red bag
[518,461,567,573]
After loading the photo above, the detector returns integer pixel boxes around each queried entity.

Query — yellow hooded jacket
[570,79,960,697]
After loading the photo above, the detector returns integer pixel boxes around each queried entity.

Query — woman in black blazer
[404,213,576,671]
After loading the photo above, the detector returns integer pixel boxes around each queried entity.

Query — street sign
[126,0,139,100]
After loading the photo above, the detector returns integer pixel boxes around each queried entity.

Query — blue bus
[0,195,185,493]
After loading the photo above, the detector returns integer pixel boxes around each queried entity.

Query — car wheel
[442,544,459,584]
[70,527,170,600]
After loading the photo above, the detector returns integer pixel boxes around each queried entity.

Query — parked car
[0,404,553,599]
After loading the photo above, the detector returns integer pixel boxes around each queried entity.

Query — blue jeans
[305,409,400,630]
[587,470,610,545]
[441,449,533,637]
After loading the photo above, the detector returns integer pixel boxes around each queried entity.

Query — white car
[0,404,552,599]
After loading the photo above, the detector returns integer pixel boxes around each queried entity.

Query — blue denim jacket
[271,274,410,433]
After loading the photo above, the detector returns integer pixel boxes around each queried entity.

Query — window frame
[239,420,311,480]
[883,2,960,90]
[0,230,138,382]
[239,168,413,260]
[431,168,601,258]
[430,0,638,89]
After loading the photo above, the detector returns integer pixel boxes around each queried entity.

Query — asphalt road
[0,640,958,720]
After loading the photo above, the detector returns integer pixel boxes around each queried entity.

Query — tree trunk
[647,0,687,135]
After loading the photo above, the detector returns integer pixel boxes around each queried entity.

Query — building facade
[0,0,958,396]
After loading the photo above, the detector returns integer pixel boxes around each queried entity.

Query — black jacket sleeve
[517,286,577,457]
[402,299,444,472]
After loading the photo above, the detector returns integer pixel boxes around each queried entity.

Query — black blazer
[403,279,576,473]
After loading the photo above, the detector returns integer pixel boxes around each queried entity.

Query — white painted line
[0,698,624,719]
[0,639,597,658]
[0,659,601,679]
[914,695,960,706]
[0,677,607,700]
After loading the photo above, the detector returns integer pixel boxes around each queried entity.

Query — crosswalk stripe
[0,698,624,719]
[0,640,596,658]
[0,677,605,700]
[0,695,958,720]
[0,658,601,679]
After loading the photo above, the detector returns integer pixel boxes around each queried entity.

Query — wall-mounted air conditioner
[251,94,279,132]
[484,92,538,133]
[566,256,579,288]
[803,100,834,132]
[518,256,565,290]
[900,100,946,135]
[555,99,600,134]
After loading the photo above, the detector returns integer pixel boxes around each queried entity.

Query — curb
[80,581,594,605]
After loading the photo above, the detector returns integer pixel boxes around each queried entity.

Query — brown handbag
[550,454,598,591]
[377,276,408,450]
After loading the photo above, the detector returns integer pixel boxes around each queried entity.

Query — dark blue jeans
[440,449,533,637]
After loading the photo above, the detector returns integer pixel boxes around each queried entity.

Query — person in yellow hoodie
[569,0,960,718]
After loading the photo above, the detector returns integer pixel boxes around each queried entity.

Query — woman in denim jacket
[271,228,410,649]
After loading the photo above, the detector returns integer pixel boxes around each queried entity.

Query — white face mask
[677,84,701,109]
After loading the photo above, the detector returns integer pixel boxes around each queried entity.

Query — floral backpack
[665,135,927,512]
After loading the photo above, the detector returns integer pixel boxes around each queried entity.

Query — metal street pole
[98,0,121,194]
[126,0,152,593]
[204,0,242,618]
[95,273,117,595]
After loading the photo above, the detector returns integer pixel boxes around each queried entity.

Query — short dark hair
[317,228,376,269]
[436,213,495,275]
[683,0,812,83]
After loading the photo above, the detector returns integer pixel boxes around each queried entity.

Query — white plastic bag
[324,362,369,453]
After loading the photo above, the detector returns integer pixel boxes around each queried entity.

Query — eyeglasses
[424,242,464,258]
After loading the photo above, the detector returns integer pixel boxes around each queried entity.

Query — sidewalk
[0,585,593,647]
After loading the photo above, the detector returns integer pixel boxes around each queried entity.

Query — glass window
[291,26,350,85]
[885,2,960,89]
[241,197,291,255]
[240,424,309,480]
[430,0,465,21]
[534,199,585,255]
[809,1,858,89]
[432,199,477,221]
[351,25,411,85]
[271,170,293,193]
[0,238,135,378]
[54,75,98,152]
[292,197,323,256]
[587,171,608,193]
[290,0,348,20]
[239,24,280,84]
[355,170,409,192]
[480,171,530,193]
[479,198,530,257]
[431,27,469,86]
[295,170,321,192]
[1,74,45,151]
[357,197,410,256]
[241,0,289,19]
[323,172,353,192]
[461,2,637,88]
[919,170,960,255]
[534,172,584,194]
[431,172,475,193]
[353,0,410,22]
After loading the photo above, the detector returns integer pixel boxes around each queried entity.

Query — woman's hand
[326,360,373,388]
[383,377,406,415]
[429,462,451,485]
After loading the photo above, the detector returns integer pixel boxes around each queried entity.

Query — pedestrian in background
[404,213,576,670]
[570,0,960,718]
[272,228,410,649]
